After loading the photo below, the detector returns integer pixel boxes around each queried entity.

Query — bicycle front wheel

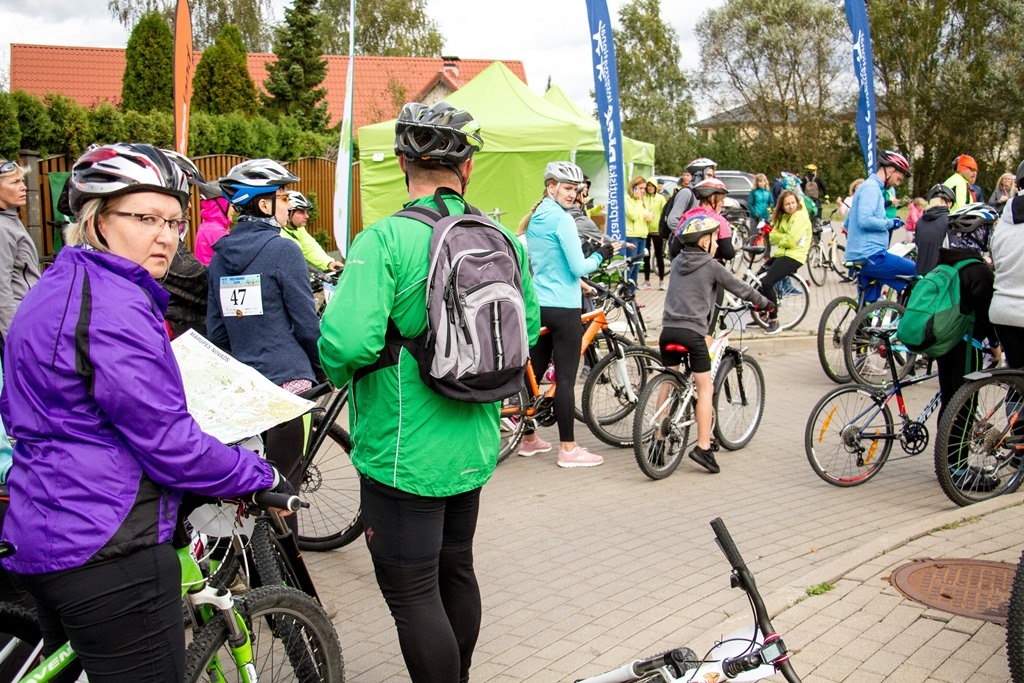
[184,586,344,683]
[934,374,1024,506]
[806,244,827,286]
[1008,549,1024,683]
[817,296,857,384]
[497,388,529,464]
[805,386,894,486]
[0,602,55,681]
[632,373,692,480]
[582,345,661,448]
[713,355,765,450]
[297,419,362,552]
[772,274,809,330]
[843,300,916,389]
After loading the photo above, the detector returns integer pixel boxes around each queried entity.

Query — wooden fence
[19,153,362,256]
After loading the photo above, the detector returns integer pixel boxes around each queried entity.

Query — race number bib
[219,275,264,317]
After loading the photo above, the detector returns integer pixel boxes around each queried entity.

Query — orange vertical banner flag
[173,0,195,155]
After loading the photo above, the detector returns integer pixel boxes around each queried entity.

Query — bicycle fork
[609,352,641,403]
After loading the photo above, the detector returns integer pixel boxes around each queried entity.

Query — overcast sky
[0,0,721,113]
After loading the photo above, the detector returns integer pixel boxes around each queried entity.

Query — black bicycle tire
[843,300,916,389]
[816,296,857,384]
[251,519,305,593]
[581,345,662,448]
[183,586,344,683]
[805,386,894,486]
[1007,549,1024,683]
[806,244,827,286]
[933,374,1024,507]
[774,274,809,331]
[497,388,529,464]
[0,601,52,681]
[296,420,362,552]
[713,355,766,450]
[632,373,690,480]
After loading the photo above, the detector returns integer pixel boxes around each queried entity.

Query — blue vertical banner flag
[585,0,626,240]
[333,0,357,257]
[845,0,876,175]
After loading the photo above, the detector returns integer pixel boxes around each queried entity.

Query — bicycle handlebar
[251,491,308,513]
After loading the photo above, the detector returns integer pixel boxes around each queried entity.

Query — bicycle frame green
[16,547,257,683]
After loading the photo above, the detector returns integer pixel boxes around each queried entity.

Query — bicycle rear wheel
[843,300,916,389]
[934,373,1024,506]
[497,388,529,464]
[817,296,857,384]
[713,355,765,450]
[297,419,361,552]
[805,386,894,486]
[582,345,661,448]
[184,586,344,683]
[632,373,692,480]
[1008,549,1024,683]
[0,602,57,681]
[806,244,827,286]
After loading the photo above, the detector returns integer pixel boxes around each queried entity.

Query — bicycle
[842,295,919,389]
[631,304,766,480]
[804,212,848,286]
[805,325,940,486]
[575,517,801,683]
[1008,547,1024,683]
[721,247,809,332]
[933,367,1024,507]
[498,308,660,460]
[0,491,345,683]
[742,219,772,267]
[586,260,648,347]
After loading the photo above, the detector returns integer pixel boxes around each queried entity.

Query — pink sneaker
[519,436,553,457]
[557,445,604,468]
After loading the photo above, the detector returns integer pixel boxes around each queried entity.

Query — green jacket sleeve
[282,226,334,271]
[318,229,395,387]
[510,229,541,346]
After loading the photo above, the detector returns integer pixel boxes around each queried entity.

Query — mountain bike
[498,308,660,461]
[575,517,802,683]
[310,269,341,318]
[933,367,1024,506]
[631,304,766,480]
[722,247,809,332]
[586,264,648,347]
[805,326,940,486]
[0,491,345,683]
[804,213,848,286]
[842,296,918,388]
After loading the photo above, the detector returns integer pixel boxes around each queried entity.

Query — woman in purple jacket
[0,144,290,682]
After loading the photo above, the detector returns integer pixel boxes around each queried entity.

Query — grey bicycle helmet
[394,101,483,167]
[68,143,189,214]
[159,148,222,200]
[218,159,299,207]
[691,177,728,200]
[287,190,313,212]
[948,202,997,252]
[543,161,585,185]
[927,183,955,204]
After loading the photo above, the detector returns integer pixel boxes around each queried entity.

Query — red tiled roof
[10,44,527,130]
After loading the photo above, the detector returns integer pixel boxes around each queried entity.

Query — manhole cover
[889,558,1016,624]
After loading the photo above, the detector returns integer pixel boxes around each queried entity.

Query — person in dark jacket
[0,144,287,682]
[914,184,955,275]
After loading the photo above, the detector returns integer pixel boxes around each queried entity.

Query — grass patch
[930,516,981,533]
[805,582,834,597]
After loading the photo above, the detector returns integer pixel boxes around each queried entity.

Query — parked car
[648,174,679,196]
[715,170,755,210]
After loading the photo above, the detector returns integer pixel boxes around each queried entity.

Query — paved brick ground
[304,267,1023,682]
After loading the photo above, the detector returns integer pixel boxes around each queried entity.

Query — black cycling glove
[597,243,615,262]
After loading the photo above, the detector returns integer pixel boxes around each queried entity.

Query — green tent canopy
[357,61,655,231]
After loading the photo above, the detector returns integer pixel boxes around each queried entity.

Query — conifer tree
[121,10,174,112]
[192,24,260,116]
[262,0,329,133]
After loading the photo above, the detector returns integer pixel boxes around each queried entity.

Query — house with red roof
[9,44,527,130]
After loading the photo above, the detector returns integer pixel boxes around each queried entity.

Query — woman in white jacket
[989,161,1024,368]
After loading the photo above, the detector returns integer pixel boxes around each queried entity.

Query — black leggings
[530,307,584,442]
[360,475,482,683]
[13,543,184,683]
[759,255,802,315]
[643,234,665,281]
[995,324,1024,369]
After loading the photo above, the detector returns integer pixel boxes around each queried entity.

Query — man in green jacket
[318,101,539,683]
[944,154,979,212]
[281,190,343,272]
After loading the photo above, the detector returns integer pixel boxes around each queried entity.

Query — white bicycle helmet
[68,143,189,214]
[287,190,313,212]
[543,161,584,185]
[218,159,299,207]
[685,157,717,175]
[948,202,997,252]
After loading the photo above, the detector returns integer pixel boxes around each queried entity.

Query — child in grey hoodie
[658,216,771,473]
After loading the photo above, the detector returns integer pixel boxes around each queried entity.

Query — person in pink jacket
[193,192,233,265]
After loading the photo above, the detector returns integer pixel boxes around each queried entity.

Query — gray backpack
[395,190,529,403]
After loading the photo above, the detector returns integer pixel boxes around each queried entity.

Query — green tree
[121,10,174,112]
[866,0,1024,194]
[107,0,274,51]
[43,95,90,158]
[613,0,695,175]
[87,102,126,144]
[695,0,844,177]
[192,24,260,116]
[318,0,443,56]
[262,0,329,132]
[10,90,52,155]
[0,94,21,160]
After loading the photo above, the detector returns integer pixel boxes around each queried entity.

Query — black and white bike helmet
[926,183,955,204]
[543,161,585,185]
[948,202,997,252]
[218,159,299,207]
[287,190,313,212]
[68,143,189,214]
[394,101,483,169]
[692,177,729,200]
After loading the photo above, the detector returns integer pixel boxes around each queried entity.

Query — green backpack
[897,259,981,358]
